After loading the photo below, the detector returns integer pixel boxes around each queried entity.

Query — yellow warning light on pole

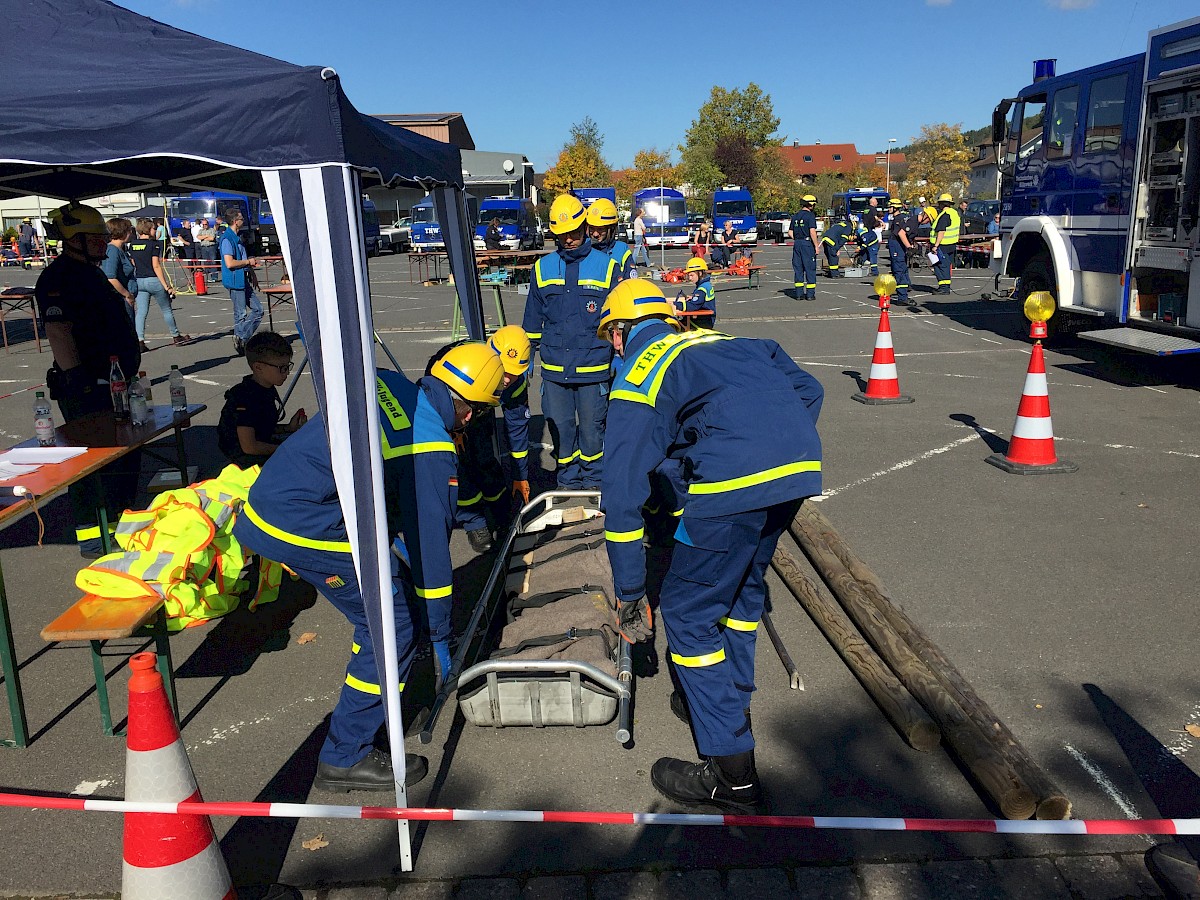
[873,273,897,298]
[1024,291,1055,323]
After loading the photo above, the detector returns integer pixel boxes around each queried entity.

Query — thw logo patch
[325,575,346,589]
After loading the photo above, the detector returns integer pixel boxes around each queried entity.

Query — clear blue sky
[128,0,1196,170]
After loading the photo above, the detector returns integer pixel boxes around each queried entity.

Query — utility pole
[886,138,897,196]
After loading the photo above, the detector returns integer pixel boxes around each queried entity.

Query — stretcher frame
[420,490,634,745]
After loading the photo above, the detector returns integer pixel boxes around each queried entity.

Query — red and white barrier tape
[0,793,1194,834]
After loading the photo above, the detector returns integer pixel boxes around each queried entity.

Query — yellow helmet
[802,194,817,204]
[888,198,904,208]
[938,192,954,203]
[585,197,619,227]
[429,342,505,406]
[596,279,680,339]
[548,194,587,235]
[684,256,708,273]
[49,203,106,240]
[487,325,532,376]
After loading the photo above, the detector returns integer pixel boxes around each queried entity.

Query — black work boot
[651,749,765,815]
[466,527,493,554]
[314,748,428,792]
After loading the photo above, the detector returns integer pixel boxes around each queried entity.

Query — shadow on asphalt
[949,413,1008,455]
[843,369,868,393]
[1085,683,1200,863]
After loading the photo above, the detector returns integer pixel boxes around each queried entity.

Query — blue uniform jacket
[501,373,531,480]
[234,370,460,641]
[683,275,716,316]
[522,239,618,385]
[791,209,818,249]
[823,221,851,251]
[594,237,635,279]
[601,321,824,602]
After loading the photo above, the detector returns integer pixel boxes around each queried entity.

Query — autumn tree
[614,148,678,197]
[754,146,805,212]
[679,83,781,197]
[543,116,612,198]
[901,123,973,200]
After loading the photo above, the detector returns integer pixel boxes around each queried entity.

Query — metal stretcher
[420,491,634,745]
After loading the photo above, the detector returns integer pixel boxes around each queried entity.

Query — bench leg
[152,609,178,721]
[90,640,118,736]
[0,556,29,748]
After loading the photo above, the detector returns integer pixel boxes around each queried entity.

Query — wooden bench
[708,265,764,289]
[676,309,716,331]
[41,594,177,735]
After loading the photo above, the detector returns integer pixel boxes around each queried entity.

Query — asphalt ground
[0,245,1198,896]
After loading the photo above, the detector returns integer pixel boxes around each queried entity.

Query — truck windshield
[713,200,754,216]
[644,199,687,223]
[259,199,272,217]
[1003,101,1045,174]
[481,209,520,226]
[412,206,436,224]
[170,199,214,219]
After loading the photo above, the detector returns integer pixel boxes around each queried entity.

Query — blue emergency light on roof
[1033,59,1056,82]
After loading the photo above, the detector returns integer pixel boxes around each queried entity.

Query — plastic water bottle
[129,374,149,426]
[169,365,188,413]
[33,391,55,446]
[109,355,129,422]
[139,370,153,405]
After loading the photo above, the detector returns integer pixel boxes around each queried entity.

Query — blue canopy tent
[0,0,487,870]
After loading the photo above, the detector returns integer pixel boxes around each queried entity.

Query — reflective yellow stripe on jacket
[243,501,352,553]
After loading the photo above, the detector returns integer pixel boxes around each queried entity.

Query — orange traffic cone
[986,341,1077,474]
[852,301,914,405]
[122,653,235,900]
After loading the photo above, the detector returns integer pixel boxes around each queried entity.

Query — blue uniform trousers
[887,239,911,302]
[454,461,508,533]
[791,243,817,299]
[862,237,880,275]
[289,556,418,769]
[661,500,801,757]
[823,242,842,274]
[933,247,954,292]
[541,379,606,489]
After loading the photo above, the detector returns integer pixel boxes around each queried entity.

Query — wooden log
[787,517,1038,820]
[793,502,1071,820]
[770,546,940,751]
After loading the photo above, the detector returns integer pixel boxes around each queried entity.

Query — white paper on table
[0,461,40,481]
[1,446,88,464]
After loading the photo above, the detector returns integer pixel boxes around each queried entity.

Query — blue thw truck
[632,187,689,247]
[992,16,1200,354]
[711,185,758,245]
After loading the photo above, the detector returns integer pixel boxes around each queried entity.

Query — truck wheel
[1016,254,1071,344]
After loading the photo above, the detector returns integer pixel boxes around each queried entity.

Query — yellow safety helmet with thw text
[684,257,708,273]
[488,325,532,376]
[585,197,619,228]
[429,342,505,405]
[548,194,587,235]
[597,279,680,339]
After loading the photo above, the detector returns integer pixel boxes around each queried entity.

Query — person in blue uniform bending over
[821,211,852,277]
[522,193,620,490]
[232,343,505,792]
[425,326,533,554]
[676,256,715,330]
[885,198,917,306]
[597,279,824,814]
[584,197,634,279]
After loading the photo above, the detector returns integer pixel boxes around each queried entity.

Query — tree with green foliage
[679,83,781,198]
[614,148,678,198]
[754,147,805,213]
[543,116,612,198]
[901,123,974,200]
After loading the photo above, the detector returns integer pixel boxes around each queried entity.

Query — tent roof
[0,0,463,201]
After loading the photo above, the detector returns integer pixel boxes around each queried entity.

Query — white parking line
[1063,743,1149,842]
[813,435,980,501]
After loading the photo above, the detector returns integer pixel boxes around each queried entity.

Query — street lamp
[886,138,897,195]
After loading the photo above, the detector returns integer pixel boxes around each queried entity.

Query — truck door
[1044,84,1079,216]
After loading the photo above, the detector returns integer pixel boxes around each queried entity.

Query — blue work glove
[433,639,452,680]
